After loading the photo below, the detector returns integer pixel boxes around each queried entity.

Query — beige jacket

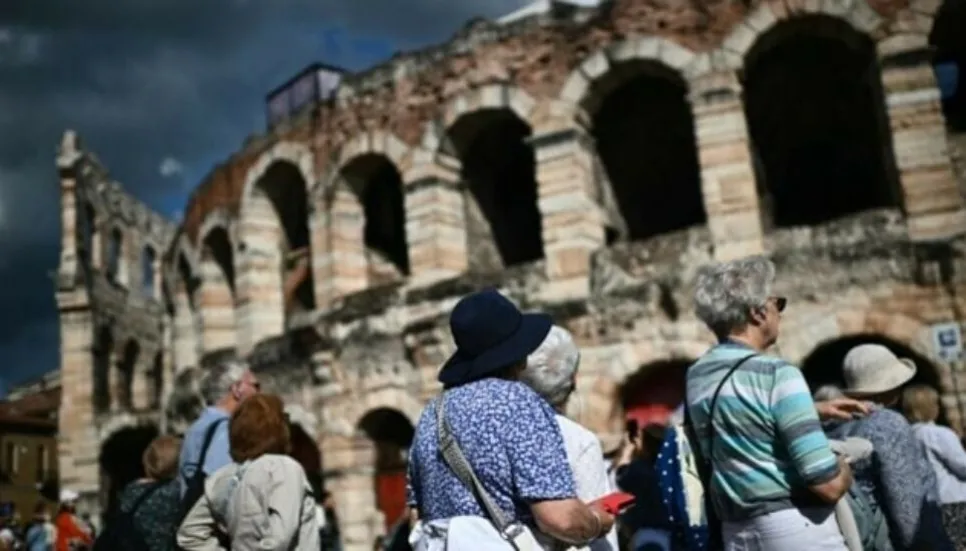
[176,454,321,551]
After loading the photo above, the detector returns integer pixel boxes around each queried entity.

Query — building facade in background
[54,1,966,549]
[0,376,60,521]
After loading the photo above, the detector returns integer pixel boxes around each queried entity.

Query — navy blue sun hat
[438,288,552,387]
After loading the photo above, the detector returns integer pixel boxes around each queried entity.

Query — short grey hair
[200,359,250,406]
[521,326,580,408]
[814,385,845,402]
[694,255,776,338]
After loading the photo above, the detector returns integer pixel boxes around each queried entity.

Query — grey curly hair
[693,255,776,339]
[521,325,580,408]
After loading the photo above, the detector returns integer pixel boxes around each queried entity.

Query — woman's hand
[588,504,616,539]
[815,398,870,421]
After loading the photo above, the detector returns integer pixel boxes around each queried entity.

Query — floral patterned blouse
[407,378,576,523]
[117,479,181,551]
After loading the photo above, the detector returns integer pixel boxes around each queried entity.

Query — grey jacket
[176,454,321,551]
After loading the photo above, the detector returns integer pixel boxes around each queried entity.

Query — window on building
[4,442,17,475]
[37,445,48,482]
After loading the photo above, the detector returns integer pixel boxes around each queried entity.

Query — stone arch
[328,132,413,278]
[558,36,702,117]
[740,12,901,229]
[79,200,99,268]
[173,233,200,275]
[92,325,114,414]
[714,1,888,73]
[356,407,416,532]
[241,140,316,207]
[105,225,124,283]
[97,419,159,519]
[196,207,236,252]
[422,84,544,268]
[560,38,706,243]
[140,245,156,297]
[171,252,201,372]
[115,339,140,411]
[776,309,950,389]
[198,223,238,354]
[238,141,316,343]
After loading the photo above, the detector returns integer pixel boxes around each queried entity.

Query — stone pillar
[530,124,606,301]
[197,257,237,354]
[319,185,367,303]
[171,284,199,371]
[690,71,765,260]
[56,308,100,499]
[236,195,285,354]
[309,197,332,309]
[880,53,966,240]
[323,434,382,551]
[403,154,469,285]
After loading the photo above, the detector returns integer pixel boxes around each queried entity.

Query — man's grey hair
[693,255,776,338]
[200,359,250,406]
[813,384,845,402]
[521,325,580,408]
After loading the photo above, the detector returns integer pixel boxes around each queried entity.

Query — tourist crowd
[2,255,966,550]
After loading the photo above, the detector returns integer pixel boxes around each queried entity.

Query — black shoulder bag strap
[198,417,228,468]
[682,354,757,548]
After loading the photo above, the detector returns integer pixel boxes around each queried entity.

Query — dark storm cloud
[0,0,529,391]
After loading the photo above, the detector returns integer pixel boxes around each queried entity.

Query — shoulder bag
[435,395,542,551]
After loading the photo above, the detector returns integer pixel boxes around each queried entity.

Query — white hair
[693,255,776,338]
[521,325,580,408]
[813,385,844,402]
[200,359,249,406]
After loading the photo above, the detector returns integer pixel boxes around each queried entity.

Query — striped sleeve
[770,363,840,485]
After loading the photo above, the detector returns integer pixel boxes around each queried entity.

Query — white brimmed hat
[841,344,916,396]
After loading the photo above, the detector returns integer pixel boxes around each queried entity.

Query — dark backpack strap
[682,354,757,548]
[197,418,228,468]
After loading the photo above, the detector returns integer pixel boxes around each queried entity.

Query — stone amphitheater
[53,0,966,549]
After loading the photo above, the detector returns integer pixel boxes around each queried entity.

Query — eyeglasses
[773,296,787,313]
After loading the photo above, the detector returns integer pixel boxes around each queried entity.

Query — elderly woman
[687,256,870,550]
[902,384,966,546]
[177,394,320,550]
[520,325,620,551]
[407,289,615,550]
[93,435,183,551]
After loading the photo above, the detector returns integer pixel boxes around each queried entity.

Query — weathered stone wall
[55,0,966,548]
[54,131,176,522]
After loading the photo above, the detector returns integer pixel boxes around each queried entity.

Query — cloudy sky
[0,0,532,394]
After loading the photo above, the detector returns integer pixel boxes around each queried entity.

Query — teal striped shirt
[685,341,840,521]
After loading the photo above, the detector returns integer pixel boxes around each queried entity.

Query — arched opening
[616,359,690,429]
[199,227,238,353]
[106,227,123,282]
[172,253,201,371]
[98,424,159,521]
[141,246,156,297]
[116,340,139,411]
[358,408,415,531]
[148,353,163,410]
[743,15,901,228]
[800,334,945,422]
[589,61,705,242]
[932,0,966,131]
[80,202,97,267]
[448,108,544,267]
[92,326,113,414]
[288,422,323,500]
[253,161,315,313]
[340,154,410,275]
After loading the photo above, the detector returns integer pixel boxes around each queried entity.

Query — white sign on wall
[931,322,963,361]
